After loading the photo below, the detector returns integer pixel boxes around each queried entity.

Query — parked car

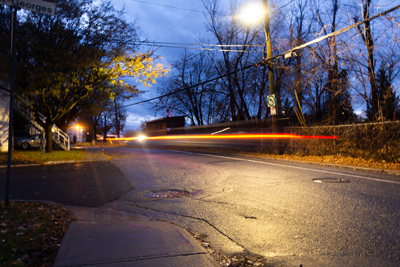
[14,134,42,150]
[13,131,32,140]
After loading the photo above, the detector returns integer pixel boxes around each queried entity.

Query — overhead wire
[138,41,262,47]
[122,4,400,108]
[268,4,400,62]
[154,4,204,40]
[122,63,256,107]
[137,42,263,53]
[128,1,204,44]
[128,0,203,13]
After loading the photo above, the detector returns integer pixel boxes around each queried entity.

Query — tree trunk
[354,0,378,120]
[332,35,339,124]
[295,52,302,110]
[275,67,283,117]
[114,101,120,138]
[363,0,378,119]
[45,124,53,153]
[103,114,107,140]
[257,64,267,119]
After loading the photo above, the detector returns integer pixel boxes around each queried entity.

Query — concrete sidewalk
[54,206,219,267]
[1,147,219,266]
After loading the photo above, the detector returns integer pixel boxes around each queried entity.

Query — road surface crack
[67,252,210,266]
[129,202,247,251]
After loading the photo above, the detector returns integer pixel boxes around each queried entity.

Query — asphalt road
[100,147,400,267]
[1,147,399,266]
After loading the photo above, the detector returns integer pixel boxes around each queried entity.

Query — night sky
[110,0,230,131]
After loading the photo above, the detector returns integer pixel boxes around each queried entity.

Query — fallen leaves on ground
[142,145,400,172]
[245,153,400,172]
[0,150,85,165]
[188,230,273,267]
[101,149,144,160]
[0,202,75,266]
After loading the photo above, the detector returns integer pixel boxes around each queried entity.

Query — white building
[66,126,86,143]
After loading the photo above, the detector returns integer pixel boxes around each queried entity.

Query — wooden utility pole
[263,0,278,134]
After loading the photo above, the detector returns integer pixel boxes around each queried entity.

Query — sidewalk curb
[54,206,220,267]
[0,160,103,168]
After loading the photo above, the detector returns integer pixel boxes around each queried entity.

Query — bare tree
[155,50,217,125]
[305,0,343,124]
[202,0,262,121]
[345,0,400,121]
[111,96,127,138]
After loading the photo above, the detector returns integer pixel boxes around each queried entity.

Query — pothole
[144,189,188,198]
[312,178,350,183]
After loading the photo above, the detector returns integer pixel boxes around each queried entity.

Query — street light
[239,0,278,134]
[75,125,81,143]
[239,3,266,24]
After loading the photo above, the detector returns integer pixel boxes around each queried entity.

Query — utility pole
[263,0,278,134]
[5,8,18,206]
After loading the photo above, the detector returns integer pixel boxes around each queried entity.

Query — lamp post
[240,0,278,134]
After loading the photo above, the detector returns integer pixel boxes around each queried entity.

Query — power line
[270,4,400,62]
[129,0,202,13]
[123,4,400,108]
[135,41,264,53]
[137,43,263,53]
[122,63,257,107]
[115,39,265,53]
[154,5,203,41]
[139,41,262,47]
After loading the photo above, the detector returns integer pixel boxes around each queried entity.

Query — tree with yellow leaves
[0,0,169,152]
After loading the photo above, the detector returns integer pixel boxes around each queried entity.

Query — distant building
[66,126,86,143]
[144,116,185,136]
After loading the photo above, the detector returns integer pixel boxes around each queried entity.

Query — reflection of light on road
[106,133,338,141]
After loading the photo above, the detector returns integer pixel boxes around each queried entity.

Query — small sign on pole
[1,0,56,15]
[267,94,276,107]
[2,0,55,206]
[270,106,276,116]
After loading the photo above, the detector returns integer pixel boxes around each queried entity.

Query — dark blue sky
[110,0,229,131]
[110,0,400,131]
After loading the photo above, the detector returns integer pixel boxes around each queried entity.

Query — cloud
[125,110,157,131]
[109,0,213,131]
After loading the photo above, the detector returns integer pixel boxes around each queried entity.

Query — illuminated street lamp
[239,0,277,134]
[75,125,82,143]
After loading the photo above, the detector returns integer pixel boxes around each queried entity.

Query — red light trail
[106,133,338,141]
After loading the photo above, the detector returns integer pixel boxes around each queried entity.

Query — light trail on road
[106,133,338,141]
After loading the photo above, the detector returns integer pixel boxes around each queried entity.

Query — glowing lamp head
[137,135,147,142]
[239,3,266,24]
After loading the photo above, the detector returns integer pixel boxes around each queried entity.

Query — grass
[0,202,74,266]
[0,149,83,266]
[0,150,86,165]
